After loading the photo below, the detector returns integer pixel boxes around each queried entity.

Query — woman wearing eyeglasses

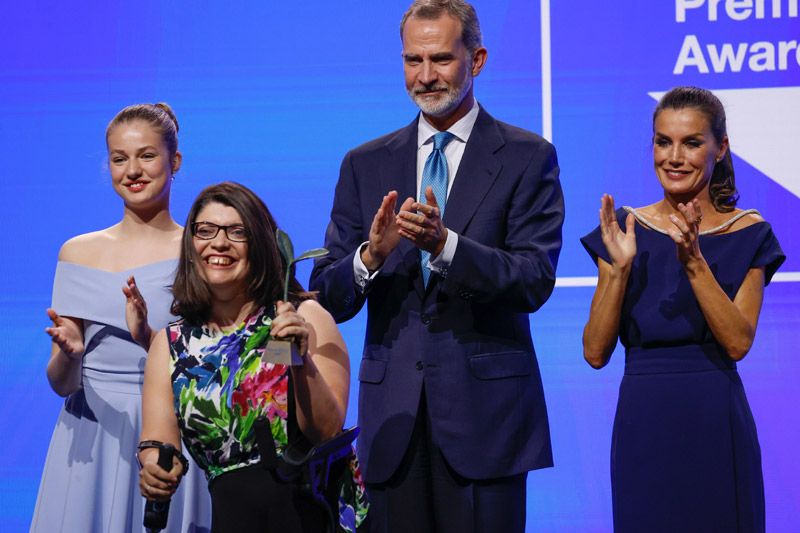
[138,182,368,532]
[32,103,211,532]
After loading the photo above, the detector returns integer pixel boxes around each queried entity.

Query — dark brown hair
[401,0,482,55]
[653,86,738,212]
[105,102,180,159]
[171,181,311,324]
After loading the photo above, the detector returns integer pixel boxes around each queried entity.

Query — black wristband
[137,440,190,475]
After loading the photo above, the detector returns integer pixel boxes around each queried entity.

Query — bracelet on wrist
[136,440,190,475]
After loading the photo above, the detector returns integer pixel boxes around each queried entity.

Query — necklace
[622,206,760,236]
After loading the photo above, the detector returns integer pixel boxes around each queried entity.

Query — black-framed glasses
[191,222,249,242]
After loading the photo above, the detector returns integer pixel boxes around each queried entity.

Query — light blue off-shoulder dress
[30,260,212,533]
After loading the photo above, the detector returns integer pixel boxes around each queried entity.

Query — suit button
[421,314,431,325]
[415,361,424,371]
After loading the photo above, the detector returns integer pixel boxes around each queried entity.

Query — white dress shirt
[353,98,481,290]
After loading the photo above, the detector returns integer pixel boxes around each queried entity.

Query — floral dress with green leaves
[167,307,368,531]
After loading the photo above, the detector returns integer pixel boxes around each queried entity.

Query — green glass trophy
[263,228,329,366]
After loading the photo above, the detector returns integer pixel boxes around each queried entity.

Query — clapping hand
[599,194,636,269]
[396,186,448,256]
[45,308,84,359]
[362,191,403,271]
[123,275,152,349]
[667,199,704,266]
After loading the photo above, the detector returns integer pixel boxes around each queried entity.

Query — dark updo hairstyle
[653,86,738,212]
[171,181,311,325]
[105,102,180,160]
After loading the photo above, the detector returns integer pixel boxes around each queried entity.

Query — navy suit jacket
[310,107,564,484]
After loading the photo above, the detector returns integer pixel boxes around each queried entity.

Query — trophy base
[263,339,304,366]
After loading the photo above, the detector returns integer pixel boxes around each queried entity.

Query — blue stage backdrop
[1,1,797,531]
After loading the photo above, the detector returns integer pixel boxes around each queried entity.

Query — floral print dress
[167,307,368,531]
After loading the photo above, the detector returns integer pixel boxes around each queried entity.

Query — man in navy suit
[310,1,563,530]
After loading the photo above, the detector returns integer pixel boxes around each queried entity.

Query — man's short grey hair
[400,0,483,55]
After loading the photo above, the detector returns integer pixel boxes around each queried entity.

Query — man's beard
[409,76,472,118]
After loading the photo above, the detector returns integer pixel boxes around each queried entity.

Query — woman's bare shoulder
[58,228,118,264]
[297,299,332,323]
[298,299,344,340]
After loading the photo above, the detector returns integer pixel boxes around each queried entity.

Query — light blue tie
[419,131,455,286]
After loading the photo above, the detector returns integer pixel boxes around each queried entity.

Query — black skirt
[208,464,328,533]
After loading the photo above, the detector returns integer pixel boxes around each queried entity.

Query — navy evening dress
[581,208,784,533]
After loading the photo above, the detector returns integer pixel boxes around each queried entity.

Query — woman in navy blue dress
[581,86,784,532]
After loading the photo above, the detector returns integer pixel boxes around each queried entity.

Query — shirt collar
[417,97,480,148]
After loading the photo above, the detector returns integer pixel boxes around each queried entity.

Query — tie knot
[432,131,455,151]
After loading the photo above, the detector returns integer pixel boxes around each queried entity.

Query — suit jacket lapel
[444,107,504,235]
[384,117,427,299]
[383,118,418,207]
